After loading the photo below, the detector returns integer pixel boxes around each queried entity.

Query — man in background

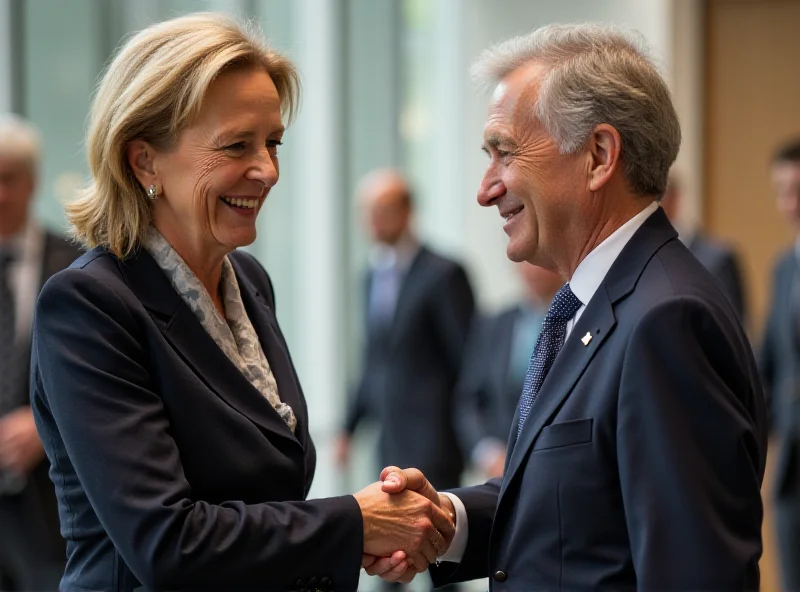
[455,263,561,479]
[337,170,474,589]
[759,137,800,592]
[660,173,747,321]
[0,114,80,590]
[337,169,475,491]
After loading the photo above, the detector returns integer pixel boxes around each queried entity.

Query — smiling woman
[28,12,452,592]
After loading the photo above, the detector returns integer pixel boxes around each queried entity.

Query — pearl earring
[147,185,158,200]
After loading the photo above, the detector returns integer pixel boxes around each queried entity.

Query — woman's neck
[152,224,227,315]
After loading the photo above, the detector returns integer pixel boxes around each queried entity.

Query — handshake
[353,466,456,585]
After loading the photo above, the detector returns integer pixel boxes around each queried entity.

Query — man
[0,114,81,590]
[661,173,747,321]
[758,137,800,591]
[369,24,767,590]
[337,169,475,494]
[455,263,561,478]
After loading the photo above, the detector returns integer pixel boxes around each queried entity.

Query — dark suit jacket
[758,248,800,501]
[454,307,525,460]
[31,247,363,592]
[688,233,746,321]
[345,246,475,489]
[432,209,767,590]
[8,230,80,555]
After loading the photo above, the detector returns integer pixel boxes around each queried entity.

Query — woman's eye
[267,140,283,151]
[224,142,246,151]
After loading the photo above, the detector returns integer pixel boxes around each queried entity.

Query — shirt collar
[370,232,420,272]
[0,219,40,260]
[569,201,659,307]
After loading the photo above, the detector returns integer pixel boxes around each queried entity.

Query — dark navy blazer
[431,208,767,591]
[30,247,363,591]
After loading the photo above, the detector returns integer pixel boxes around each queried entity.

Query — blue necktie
[517,283,582,438]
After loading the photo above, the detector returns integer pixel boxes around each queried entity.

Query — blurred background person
[455,263,561,479]
[337,170,475,493]
[759,137,800,592]
[661,172,747,322]
[337,169,474,589]
[0,114,79,590]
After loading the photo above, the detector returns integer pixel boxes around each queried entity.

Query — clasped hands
[354,466,454,585]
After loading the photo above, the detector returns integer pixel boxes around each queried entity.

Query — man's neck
[560,199,654,280]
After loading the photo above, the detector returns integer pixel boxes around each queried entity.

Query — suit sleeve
[617,297,766,589]
[429,479,501,586]
[432,264,476,375]
[32,269,364,591]
[454,316,494,458]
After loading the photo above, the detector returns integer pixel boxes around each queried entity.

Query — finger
[380,469,406,493]
[361,554,377,569]
[364,550,405,576]
[430,503,455,544]
[380,466,403,482]
[417,537,438,565]
[379,561,413,583]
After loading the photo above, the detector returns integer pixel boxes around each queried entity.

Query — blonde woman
[30,13,453,592]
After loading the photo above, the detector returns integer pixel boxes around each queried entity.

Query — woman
[30,13,451,591]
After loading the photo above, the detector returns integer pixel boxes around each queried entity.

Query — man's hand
[361,467,457,583]
[334,434,351,467]
[486,450,505,479]
[0,407,44,475]
[354,471,455,576]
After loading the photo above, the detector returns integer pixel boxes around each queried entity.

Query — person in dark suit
[455,263,561,479]
[758,137,800,591]
[29,14,453,592]
[367,24,767,590]
[0,114,80,591]
[336,169,476,492]
[661,173,747,321]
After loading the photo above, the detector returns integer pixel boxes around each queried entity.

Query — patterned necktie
[517,283,582,438]
[0,250,16,416]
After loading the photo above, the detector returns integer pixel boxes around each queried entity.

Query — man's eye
[267,140,283,153]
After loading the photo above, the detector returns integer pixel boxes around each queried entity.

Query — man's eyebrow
[482,134,517,152]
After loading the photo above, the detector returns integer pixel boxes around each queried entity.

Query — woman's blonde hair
[67,12,300,258]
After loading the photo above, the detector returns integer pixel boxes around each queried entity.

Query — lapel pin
[581,332,593,346]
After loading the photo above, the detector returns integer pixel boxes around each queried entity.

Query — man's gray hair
[0,113,41,175]
[471,24,681,198]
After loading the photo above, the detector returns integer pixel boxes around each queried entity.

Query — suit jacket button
[494,570,508,582]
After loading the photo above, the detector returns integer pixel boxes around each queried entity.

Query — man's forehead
[487,62,546,121]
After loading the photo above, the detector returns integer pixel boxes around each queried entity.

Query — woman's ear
[126,140,158,189]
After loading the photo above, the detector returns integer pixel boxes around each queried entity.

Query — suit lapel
[498,208,678,506]
[231,257,308,447]
[499,293,616,502]
[120,250,303,454]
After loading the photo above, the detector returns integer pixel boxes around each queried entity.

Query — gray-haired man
[367,24,766,590]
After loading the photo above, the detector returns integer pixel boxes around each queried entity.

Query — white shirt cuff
[438,492,468,563]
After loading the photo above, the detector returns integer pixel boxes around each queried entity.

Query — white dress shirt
[438,200,659,564]
[0,221,44,345]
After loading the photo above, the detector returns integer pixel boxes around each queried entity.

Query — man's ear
[586,124,622,192]
[126,140,159,190]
